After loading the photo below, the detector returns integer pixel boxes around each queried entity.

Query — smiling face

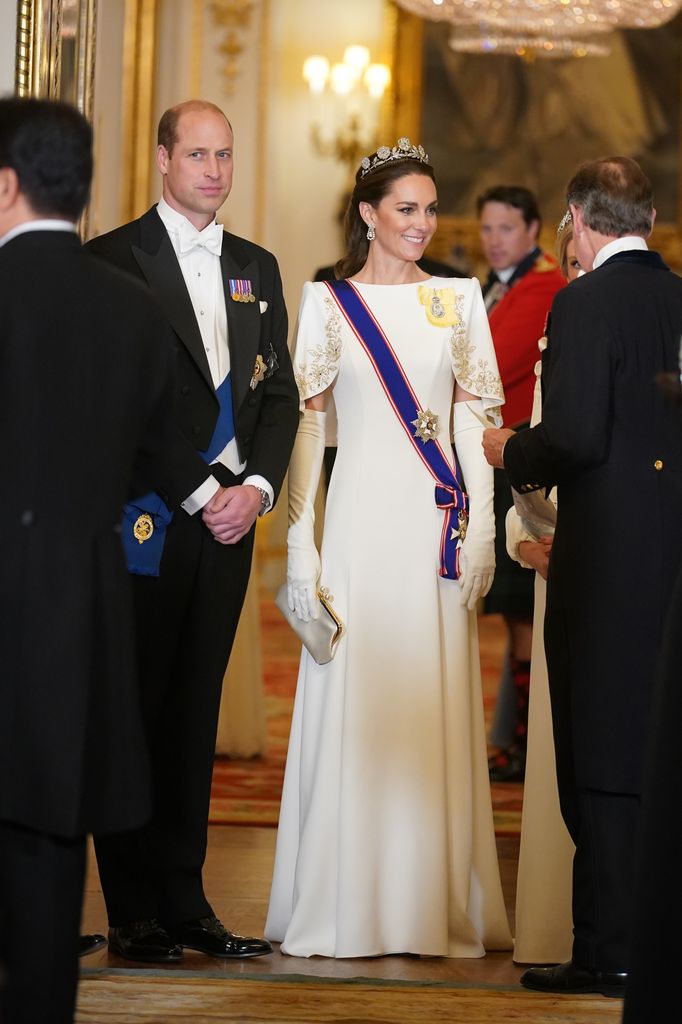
[479,200,539,272]
[361,172,438,265]
[156,107,234,230]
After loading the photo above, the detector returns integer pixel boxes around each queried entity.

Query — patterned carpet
[209,581,522,835]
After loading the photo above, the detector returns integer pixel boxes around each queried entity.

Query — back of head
[566,156,653,238]
[336,138,435,279]
[0,96,92,221]
[476,184,541,230]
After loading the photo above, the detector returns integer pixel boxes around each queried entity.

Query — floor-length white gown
[266,277,512,958]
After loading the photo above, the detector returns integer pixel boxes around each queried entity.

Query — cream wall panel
[0,3,17,94]
[153,0,265,244]
[90,0,126,236]
[267,0,386,329]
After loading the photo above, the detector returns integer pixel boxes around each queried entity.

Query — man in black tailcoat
[483,156,682,997]
[86,100,299,962]
[0,97,212,1024]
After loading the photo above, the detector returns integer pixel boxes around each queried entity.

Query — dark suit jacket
[504,249,682,794]
[0,230,209,839]
[86,206,299,504]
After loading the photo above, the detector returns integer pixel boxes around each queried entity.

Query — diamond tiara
[557,209,572,235]
[360,137,430,178]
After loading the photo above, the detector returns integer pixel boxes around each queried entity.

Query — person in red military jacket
[477,186,566,782]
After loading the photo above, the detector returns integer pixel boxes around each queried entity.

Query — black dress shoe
[79,933,107,957]
[168,916,272,958]
[520,960,627,998]
[489,746,526,783]
[108,919,184,963]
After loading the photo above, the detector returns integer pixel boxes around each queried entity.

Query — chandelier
[394,0,682,58]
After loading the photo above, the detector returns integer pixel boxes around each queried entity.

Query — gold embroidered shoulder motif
[294,295,342,398]
[450,290,504,399]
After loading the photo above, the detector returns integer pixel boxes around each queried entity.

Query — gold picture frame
[16,0,97,120]
[389,6,682,274]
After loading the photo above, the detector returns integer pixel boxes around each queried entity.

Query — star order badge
[133,512,154,544]
[412,408,439,442]
[250,353,267,390]
[450,509,468,542]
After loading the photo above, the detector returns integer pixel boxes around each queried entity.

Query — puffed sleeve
[447,277,505,426]
[291,281,342,405]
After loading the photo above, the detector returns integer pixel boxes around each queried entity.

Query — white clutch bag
[274,584,345,665]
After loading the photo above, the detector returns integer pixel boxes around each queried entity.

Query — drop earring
[366,224,376,242]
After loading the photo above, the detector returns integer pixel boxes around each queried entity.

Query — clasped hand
[482,427,515,468]
[202,484,261,544]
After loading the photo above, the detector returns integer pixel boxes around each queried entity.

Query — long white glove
[286,409,326,622]
[453,400,496,610]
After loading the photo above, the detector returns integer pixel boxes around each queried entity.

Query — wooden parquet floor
[77,828,623,1024]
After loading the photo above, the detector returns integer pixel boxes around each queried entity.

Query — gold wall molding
[253,0,270,244]
[120,0,157,221]
[15,0,96,117]
[211,0,254,95]
[189,0,204,96]
[15,0,61,100]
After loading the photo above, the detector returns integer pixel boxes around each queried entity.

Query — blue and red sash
[325,279,467,580]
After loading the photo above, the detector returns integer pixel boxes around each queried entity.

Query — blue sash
[121,372,236,576]
[325,279,467,580]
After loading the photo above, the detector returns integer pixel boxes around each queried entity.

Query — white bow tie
[177,220,223,256]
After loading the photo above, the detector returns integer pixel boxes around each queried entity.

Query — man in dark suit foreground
[87,100,299,962]
[483,156,682,997]
[0,97,213,1024]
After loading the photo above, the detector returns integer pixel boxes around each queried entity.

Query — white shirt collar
[593,235,648,270]
[156,196,218,236]
[0,219,77,249]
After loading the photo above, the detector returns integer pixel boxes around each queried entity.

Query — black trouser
[95,500,255,926]
[0,820,85,1024]
[570,788,638,972]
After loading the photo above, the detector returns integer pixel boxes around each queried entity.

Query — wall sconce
[302,45,391,177]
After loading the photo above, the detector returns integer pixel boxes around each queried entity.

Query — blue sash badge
[122,372,236,577]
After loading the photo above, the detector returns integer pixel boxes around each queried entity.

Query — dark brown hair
[566,156,653,237]
[476,184,541,230]
[157,100,232,156]
[334,155,436,279]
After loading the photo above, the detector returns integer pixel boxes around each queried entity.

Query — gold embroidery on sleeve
[450,291,504,399]
[294,296,342,398]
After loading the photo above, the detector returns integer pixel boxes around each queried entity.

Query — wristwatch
[253,485,271,513]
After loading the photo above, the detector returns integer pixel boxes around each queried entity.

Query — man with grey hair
[483,155,682,996]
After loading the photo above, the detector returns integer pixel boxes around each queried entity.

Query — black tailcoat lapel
[219,245,261,405]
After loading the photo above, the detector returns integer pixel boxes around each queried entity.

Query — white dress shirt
[156,198,273,513]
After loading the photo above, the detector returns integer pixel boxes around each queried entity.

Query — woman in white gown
[265,139,512,958]
[506,214,579,964]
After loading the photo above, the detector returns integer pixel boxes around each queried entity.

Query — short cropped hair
[476,185,541,230]
[566,156,653,237]
[0,96,92,220]
[157,100,232,157]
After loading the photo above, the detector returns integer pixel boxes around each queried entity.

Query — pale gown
[505,337,574,965]
[265,277,512,958]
